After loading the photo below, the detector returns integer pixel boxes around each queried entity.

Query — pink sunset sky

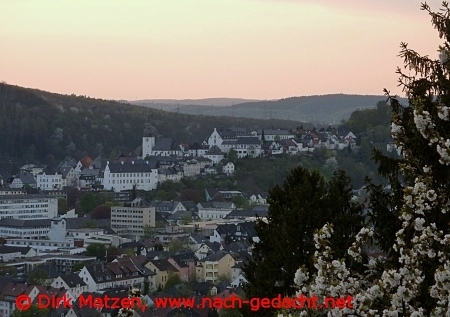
[0,0,445,100]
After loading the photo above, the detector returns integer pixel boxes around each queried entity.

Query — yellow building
[145,259,179,290]
[196,251,235,283]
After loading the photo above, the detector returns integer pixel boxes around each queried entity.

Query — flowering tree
[293,2,450,316]
[118,287,145,317]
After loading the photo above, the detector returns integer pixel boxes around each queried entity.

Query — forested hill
[132,94,389,124]
[0,83,306,165]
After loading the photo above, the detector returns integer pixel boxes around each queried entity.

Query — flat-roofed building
[111,198,155,240]
[0,218,51,239]
[0,194,58,220]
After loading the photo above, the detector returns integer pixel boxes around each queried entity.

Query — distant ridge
[130,94,394,124]
[132,98,261,107]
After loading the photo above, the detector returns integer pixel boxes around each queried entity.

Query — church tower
[142,115,156,158]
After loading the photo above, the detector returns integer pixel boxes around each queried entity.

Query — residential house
[113,255,156,292]
[145,259,179,290]
[51,274,88,298]
[234,137,262,158]
[167,252,197,282]
[37,170,63,191]
[196,251,235,283]
[150,201,186,214]
[194,242,222,260]
[20,164,45,178]
[220,159,234,175]
[78,260,145,292]
[182,159,201,177]
[210,222,258,245]
[59,166,77,187]
[9,172,36,189]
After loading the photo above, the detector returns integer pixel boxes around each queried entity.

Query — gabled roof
[258,128,293,135]
[200,250,230,262]
[0,245,34,255]
[0,282,34,301]
[59,166,73,178]
[190,234,208,244]
[206,146,222,155]
[149,259,178,272]
[60,274,87,288]
[146,250,171,260]
[197,202,234,209]
[14,172,36,184]
[153,138,179,151]
[107,161,156,173]
[79,156,93,168]
[235,137,261,145]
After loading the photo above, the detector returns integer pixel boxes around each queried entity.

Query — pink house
[168,254,197,282]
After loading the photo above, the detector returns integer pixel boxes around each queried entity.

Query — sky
[0,0,445,100]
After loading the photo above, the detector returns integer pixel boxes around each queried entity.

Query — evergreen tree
[241,166,363,316]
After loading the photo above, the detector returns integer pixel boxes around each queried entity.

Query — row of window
[110,173,151,177]
[110,179,150,184]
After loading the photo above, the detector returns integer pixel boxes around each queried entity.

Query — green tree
[57,198,69,215]
[0,264,17,277]
[79,192,99,215]
[227,149,238,163]
[217,274,231,283]
[163,272,182,291]
[28,268,50,285]
[168,239,183,254]
[359,3,450,313]
[241,167,363,317]
[71,262,84,273]
[12,304,49,317]
[106,246,121,262]
[274,135,281,143]
[232,195,250,209]
[124,248,135,257]
[85,243,106,261]
[143,224,156,238]
[180,214,192,225]
[143,279,150,295]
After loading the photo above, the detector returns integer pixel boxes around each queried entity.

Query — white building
[258,129,295,141]
[0,218,51,239]
[111,198,156,239]
[103,161,158,192]
[207,128,224,149]
[0,194,58,220]
[37,172,63,191]
[221,160,235,175]
[197,202,236,220]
